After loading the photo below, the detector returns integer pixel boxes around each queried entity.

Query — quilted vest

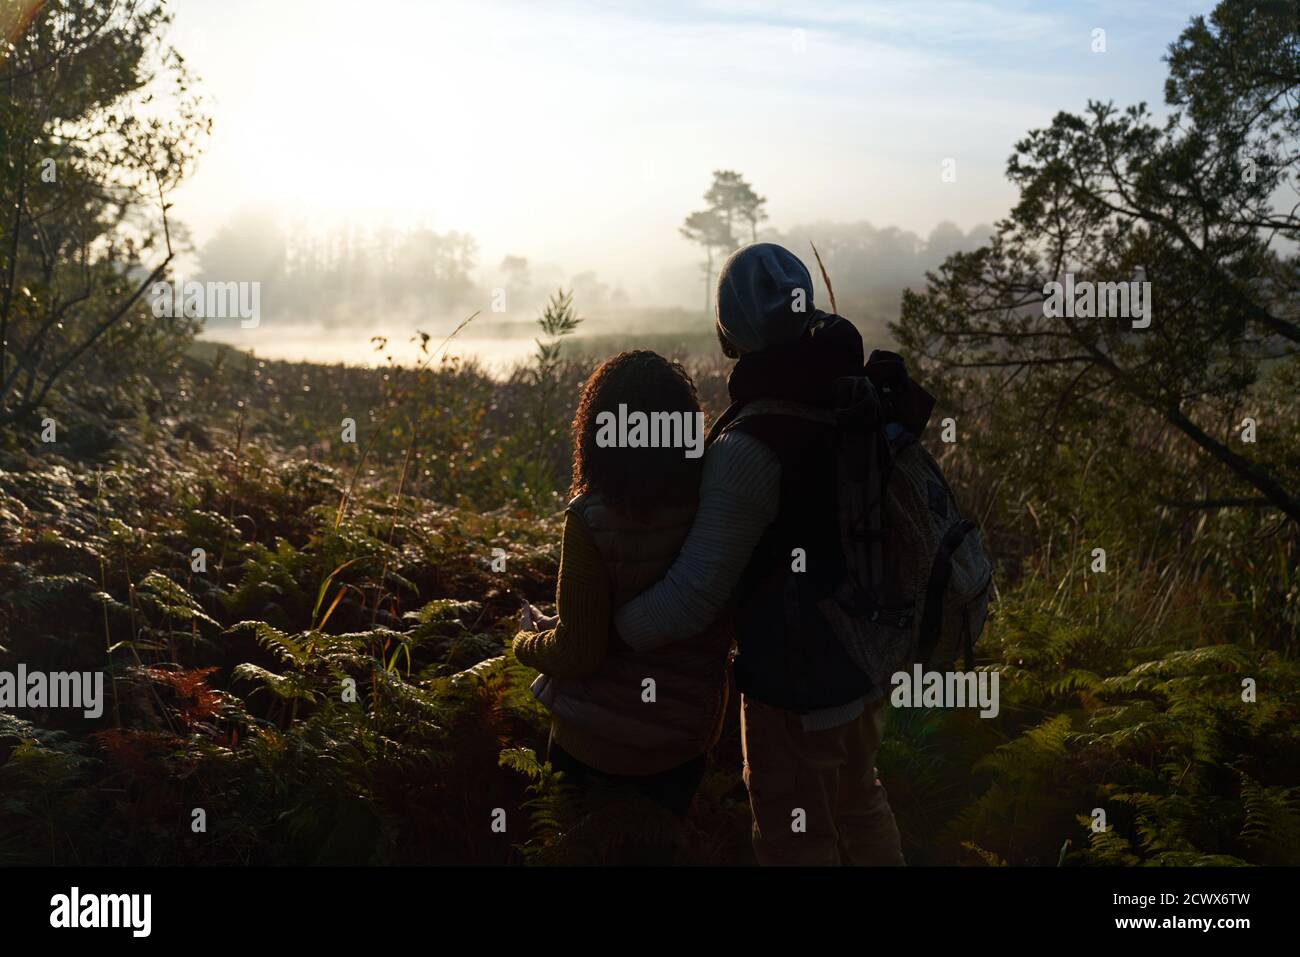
[531,492,732,776]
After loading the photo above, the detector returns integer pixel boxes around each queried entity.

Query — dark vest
[531,492,732,776]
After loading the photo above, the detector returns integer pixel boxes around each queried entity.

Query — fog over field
[192,208,996,368]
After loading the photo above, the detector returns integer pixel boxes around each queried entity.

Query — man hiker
[614,242,908,866]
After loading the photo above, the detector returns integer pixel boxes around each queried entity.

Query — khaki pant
[741,695,905,866]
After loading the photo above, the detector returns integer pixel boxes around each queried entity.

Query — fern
[136,572,219,628]
[1238,771,1300,865]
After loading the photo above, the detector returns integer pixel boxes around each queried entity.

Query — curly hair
[570,350,704,513]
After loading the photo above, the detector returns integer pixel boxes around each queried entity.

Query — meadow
[1,312,1295,866]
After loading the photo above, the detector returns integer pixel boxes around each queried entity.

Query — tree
[705,169,768,244]
[0,0,209,427]
[895,0,1300,524]
[197,206,287,307]
[679,207,734,313]
[680,170,768,312]
[500,254,531,308]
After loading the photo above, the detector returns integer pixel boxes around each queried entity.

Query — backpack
[720,360,993,694]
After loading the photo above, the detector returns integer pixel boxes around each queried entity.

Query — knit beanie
[715,243,815,355]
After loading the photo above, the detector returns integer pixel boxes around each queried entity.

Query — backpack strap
[708,400,837,478]
[716,390,894,608]
[714,398,836,435]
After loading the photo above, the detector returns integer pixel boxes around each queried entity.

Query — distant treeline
[193,206,991,334]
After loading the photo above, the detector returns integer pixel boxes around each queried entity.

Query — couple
[513,242,907,866]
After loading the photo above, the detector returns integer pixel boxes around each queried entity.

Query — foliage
[0,0,210,429]
[2,313,1297,864]
[895,0,1300,524]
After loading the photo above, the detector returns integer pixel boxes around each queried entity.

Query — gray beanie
[715,243,815,355]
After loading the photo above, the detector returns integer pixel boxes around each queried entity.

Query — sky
[163,0,1219,306]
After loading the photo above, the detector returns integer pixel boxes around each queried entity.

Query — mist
[194,203,994,369]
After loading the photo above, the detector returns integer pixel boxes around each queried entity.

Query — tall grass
[0,319,1295,865]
